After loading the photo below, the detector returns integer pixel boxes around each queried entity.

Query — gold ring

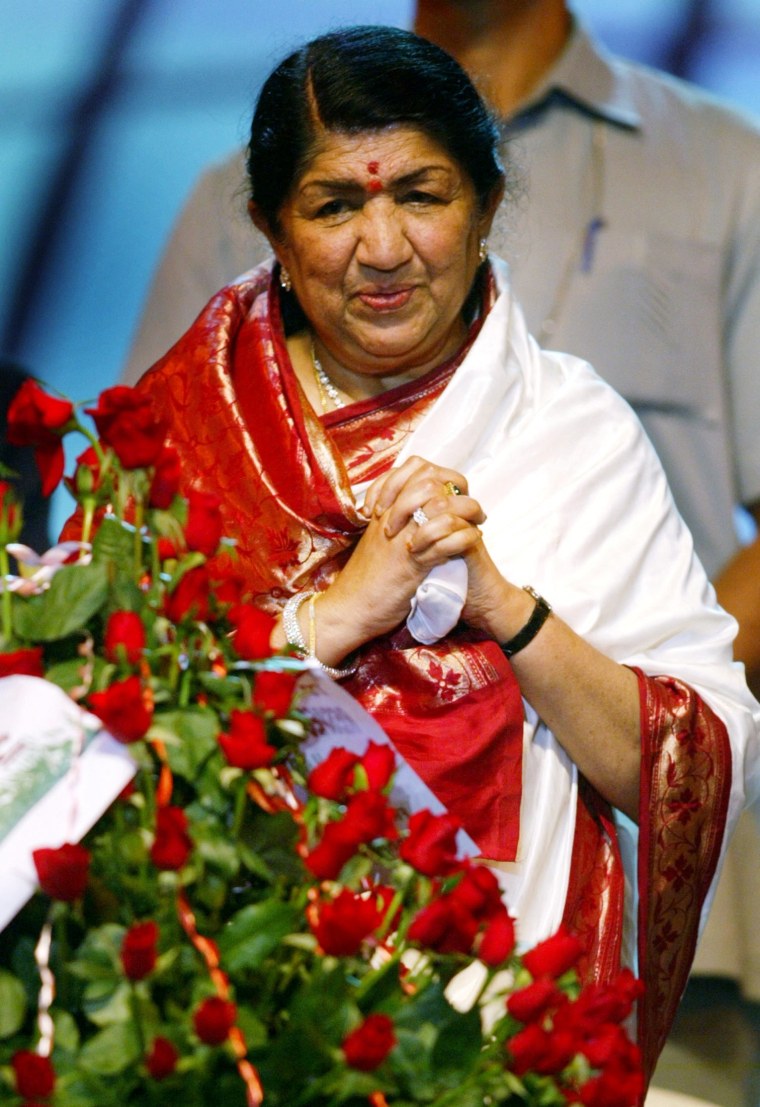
[444,481,462,496]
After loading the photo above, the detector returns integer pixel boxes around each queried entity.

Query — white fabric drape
[394,259,760,955]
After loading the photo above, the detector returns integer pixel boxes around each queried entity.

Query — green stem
[232,777,248,840]
[80,498,96,551]
[128,982,147,1057]
[0,546,12,645]
[133,499,145,577]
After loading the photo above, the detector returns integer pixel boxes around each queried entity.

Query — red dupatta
[139,267,525,862]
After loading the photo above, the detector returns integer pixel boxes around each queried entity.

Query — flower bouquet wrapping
[0,382,645,1106]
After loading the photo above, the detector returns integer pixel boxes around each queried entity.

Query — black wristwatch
[500,586,552,658]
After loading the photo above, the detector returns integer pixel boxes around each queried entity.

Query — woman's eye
[402,190,441,205]
[315,199,352,218]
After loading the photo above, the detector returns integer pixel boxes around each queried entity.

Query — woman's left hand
[363,455,486,564]
[365,456,526,640]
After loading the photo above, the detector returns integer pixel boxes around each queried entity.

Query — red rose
[86,386,166,469]
[32,842,90,902]
[229,603,275,660]
[522,925,584,980]
[305,790,397,879]
[184,489,223,557]
[11,1050,56,1098]
[341,790,398,843]
[0,647,44,678]
[407,895,479,955]
[578,1054,644,1107]
[120,920,159,981]
[7,380,73,496]
[304,819,360,880]
[88,675,153,744]
[507,978,566,1024]
[193,996,237,1045]
[449,864,503,922]
[567,968,644,1029]
[157,537,179,562]
[0,481,22,544]
[309,888,383,956]
[149,445,181,509]
[342,1013,396,1072]
[104,611,146,666]
[477,908,516,967]
[253,670,297,718]
[64,444,105,500]
[508,1023,576,1076]
[400,809,461,876]
[150,806,193,871]
[218,709,276,770]
[360,741,396,791]
[307,747,360,801]
[165,566,212,623]
[145,1036,179,1080]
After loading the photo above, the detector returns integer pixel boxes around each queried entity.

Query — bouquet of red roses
[0,382,644,1107]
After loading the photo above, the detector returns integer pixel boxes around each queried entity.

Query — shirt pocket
[555,231,724,423]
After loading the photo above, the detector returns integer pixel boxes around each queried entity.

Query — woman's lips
[357,287,414,311]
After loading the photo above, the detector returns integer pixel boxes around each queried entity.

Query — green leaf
[153,708,220,780]
[91,514,135,567]
[44,655,109,695]
[218,900,300,973]
[78,1021,141,1075]
[13,562,109,641]
[0,969,27,1038]
[431,1003,483,1079]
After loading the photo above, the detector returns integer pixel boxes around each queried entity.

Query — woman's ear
[479,181,505,238]
[247,200,279,250]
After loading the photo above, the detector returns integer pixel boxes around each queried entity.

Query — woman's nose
[355,202,412,270]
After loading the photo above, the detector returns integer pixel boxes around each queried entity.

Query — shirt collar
[512,19,641,131]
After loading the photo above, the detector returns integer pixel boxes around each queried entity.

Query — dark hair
[247,25,505,236]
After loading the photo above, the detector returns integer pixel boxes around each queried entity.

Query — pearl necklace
[310,339,347,411]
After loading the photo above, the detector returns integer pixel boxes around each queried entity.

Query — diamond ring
[412,507,429,526]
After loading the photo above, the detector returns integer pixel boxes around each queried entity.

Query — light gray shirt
[122,22,760,578]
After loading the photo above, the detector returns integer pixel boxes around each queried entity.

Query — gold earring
[478,238,488,264]
[279,266,292,292]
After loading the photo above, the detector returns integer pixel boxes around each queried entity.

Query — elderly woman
[135,26,759,1080]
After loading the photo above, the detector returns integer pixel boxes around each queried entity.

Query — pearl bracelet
[282,590,357,680]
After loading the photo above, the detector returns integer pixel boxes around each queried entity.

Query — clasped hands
[310,457,527,667]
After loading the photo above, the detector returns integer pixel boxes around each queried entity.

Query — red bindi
[366,160,383,191]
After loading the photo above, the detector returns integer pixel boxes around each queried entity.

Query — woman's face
[264,126,497,379]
